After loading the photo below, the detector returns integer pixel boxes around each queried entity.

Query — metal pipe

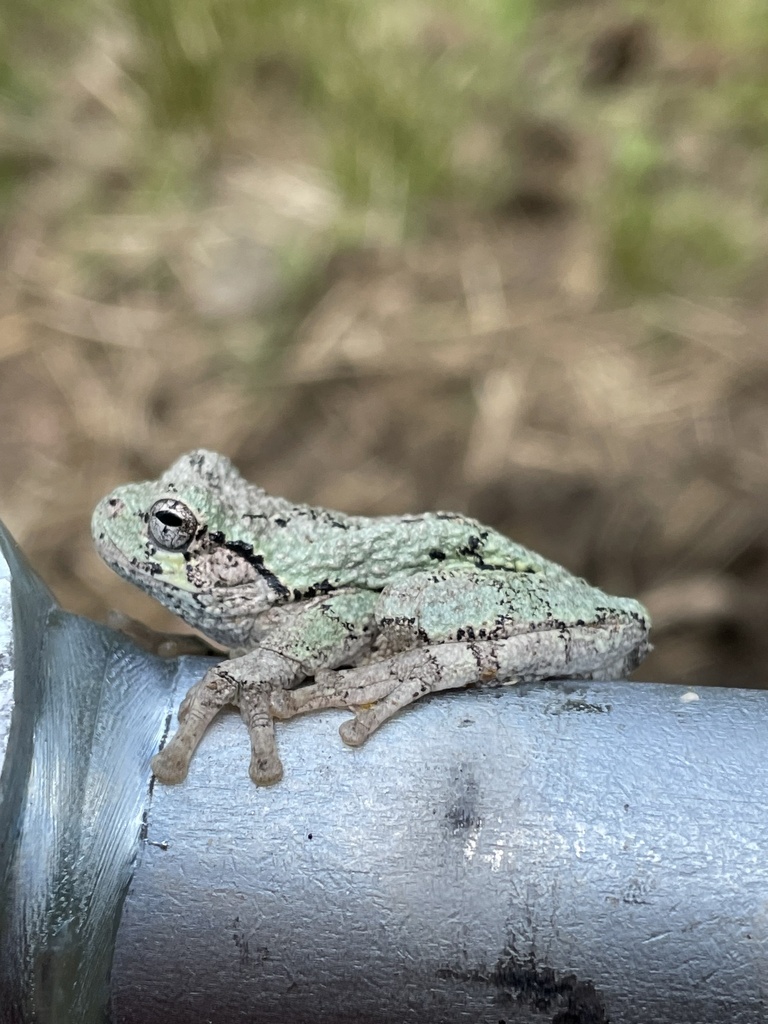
[1,519,767,1023]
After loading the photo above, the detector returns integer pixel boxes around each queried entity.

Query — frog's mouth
[103,541,166,583]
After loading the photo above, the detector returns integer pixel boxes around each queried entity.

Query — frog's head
[92,450,276,645]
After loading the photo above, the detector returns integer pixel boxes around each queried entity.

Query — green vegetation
[113,0,533,215]
[2,0,768,296]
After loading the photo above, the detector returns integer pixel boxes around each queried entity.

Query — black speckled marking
[460,534,481,556]
[298,577,338,599]
[130,556,163,576]
[313,578,335,595]
[379,615,416,630]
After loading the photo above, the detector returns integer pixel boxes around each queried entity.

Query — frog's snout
[103,496,126,519]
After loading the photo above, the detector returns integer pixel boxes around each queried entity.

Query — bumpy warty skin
[92,449,651,785]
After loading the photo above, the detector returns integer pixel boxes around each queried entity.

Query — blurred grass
[605,125,754,294]
[3,0,768,294]
[117,0,533,218]
[638,0,768,46]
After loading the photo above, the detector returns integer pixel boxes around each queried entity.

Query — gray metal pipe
[1,518,767,1023]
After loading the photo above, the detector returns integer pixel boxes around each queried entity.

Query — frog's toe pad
[249,752,284,786]
[339,716,371,746]
[151,747,191,785]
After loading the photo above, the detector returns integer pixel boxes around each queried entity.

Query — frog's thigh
[328,619,638,747]
[375,568,557,651]
[378,567,647,656]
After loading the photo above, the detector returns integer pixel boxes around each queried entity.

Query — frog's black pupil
[156,510,183,527]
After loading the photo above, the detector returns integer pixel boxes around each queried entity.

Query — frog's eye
[148,499,198,550]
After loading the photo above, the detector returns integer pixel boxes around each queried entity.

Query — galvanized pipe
[1,519,767,1023]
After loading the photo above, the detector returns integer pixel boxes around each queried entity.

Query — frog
[91,450,651,786]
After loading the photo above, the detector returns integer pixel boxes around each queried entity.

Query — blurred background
[2,0,768,687]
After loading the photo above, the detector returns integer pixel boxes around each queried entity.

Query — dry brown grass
[5,204,768,688]
[4,6,768,692]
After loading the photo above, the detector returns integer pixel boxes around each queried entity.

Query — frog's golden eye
[148,498,198,550]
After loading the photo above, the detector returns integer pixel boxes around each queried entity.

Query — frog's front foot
[152,669,240,784]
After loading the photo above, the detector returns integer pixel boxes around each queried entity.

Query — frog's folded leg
[271,616,649,747]
[270,568,651,748]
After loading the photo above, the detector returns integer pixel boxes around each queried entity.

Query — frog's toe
[270,676,358,719]
[177,692,193,722]
[339,716,370,747]
[177,684,210,721]
[249,751,284,786]
[151,745,191,785]
[239,685,286,785]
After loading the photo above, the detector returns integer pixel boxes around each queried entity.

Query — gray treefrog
[92,450,651,785]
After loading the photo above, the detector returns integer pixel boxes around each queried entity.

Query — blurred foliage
[637,0,768,45]
[117,0,533,216]
[3,0,768,293]
[605,126,753,294]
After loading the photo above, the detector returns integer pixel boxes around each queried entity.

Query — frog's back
[257,507,571,594]
[155,451,573,594]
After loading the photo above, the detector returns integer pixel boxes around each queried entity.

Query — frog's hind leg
[270,640,507,745]
[273,613,649,747]
[271,566,650,747]
[332,636,534,744]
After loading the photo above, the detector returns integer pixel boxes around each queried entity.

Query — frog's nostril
[106,497,124,517]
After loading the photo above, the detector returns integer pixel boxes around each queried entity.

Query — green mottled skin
[92,450,651,786]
